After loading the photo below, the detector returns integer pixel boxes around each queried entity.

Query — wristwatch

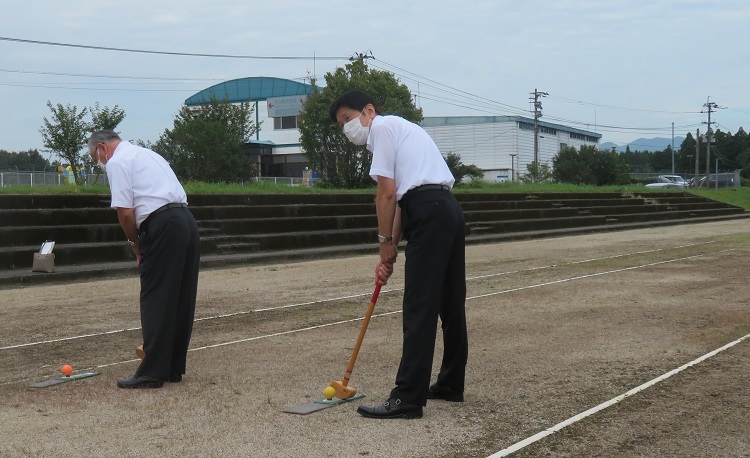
[378,234,393,244]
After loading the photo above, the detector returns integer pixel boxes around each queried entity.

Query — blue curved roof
[185,77,316,106]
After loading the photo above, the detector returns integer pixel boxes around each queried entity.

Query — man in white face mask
[330,90,468,419]
[87,130,200,389]
[341,107,371,145]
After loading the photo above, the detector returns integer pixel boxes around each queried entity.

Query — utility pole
[715,157,719,189]
[702,97,724,188]
[671,122,675,175]
[509,153,517,182]
[530,89,548,167]
[694,128,700,186]
[349,50,374,64]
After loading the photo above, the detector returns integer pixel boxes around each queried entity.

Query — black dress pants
[135,206,200,379]
[390,189,468,406]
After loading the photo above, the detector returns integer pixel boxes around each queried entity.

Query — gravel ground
[0,220,748,457]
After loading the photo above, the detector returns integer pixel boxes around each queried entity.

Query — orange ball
[61,364,73,377]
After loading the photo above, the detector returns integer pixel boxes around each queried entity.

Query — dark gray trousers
[135,206,200,379]
[390,189,468,406]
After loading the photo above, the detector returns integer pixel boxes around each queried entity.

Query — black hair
[328,90,382,123]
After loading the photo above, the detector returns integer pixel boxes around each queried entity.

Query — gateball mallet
[328,283,382,400]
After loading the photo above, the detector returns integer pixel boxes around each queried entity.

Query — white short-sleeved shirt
[367,115,455,201]
[106,141,188,228]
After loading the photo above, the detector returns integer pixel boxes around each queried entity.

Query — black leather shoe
[116,375,164,389]
[357,398,423,419]
[167,374,182,383]
[427,384,464,402]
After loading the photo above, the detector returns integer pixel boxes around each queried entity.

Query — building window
[540,126,557,135]
[569,132,598,142]
[518,122,556,135]
[560,143,568,151]
[274,116,299,130]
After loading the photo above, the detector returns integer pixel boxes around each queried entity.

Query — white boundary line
[82,310,405,371]
[4,248,733,383]
[0,242,747,384]
[469,241,714,281]
[487,332,750,457]
[468,249,733,301]
[0,242,716,352]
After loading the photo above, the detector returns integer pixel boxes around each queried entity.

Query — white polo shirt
[106,141,188,228]
[367,115,455,201]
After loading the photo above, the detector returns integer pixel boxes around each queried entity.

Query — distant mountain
[600,137,685,153]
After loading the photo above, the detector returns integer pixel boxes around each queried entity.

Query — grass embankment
[1,181,747,211]
[687,187,750,211]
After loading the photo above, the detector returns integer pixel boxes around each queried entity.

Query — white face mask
[95,149,107,172]
[343,110,370,145]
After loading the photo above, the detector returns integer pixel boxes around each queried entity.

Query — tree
[444,152,483,185]
[39,102,91,185]
[552,147,586,184]
[91,102,126,131]
[552,145,630,186]
[651,146,673,172]
[522,161,553,183]
[0,149,52,171]
[678,132,698,174]
[733,128,750,179]
[299,60,422,188]
[153,97,258,182]
[619,149,654,173]
[39,101,127,185]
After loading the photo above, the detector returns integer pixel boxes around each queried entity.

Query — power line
[0,80,204,86]
[414,89,527,116]
[0,36,347,60]
[368,60,704,137]
[546,94,700,114]
[3,37,720,141]
[372,59,529,114]
[0,68,225,81]
[0,82,197,92]
[724,108,750,116]
[368,61,529,117]
[416,94,512,116]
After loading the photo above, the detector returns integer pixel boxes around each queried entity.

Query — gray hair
[87,130,121,150]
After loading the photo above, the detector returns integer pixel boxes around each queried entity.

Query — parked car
[645,175,687,189]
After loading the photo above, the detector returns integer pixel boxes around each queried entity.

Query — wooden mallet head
[329,380,357,399]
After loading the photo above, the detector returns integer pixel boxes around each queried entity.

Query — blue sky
[1,0,748,155]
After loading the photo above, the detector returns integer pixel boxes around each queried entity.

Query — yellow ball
[323,386,336,400]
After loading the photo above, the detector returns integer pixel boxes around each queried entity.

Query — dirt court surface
[1,220,749,457]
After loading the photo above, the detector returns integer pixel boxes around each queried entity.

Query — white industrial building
[421,116,601,182]
[186,77,601,180]
[185,76,315,177]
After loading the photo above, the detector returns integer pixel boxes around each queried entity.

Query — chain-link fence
[630,170,741,189]
[0,172,318,187]
[255,176,319,186]
[0,171,109,187]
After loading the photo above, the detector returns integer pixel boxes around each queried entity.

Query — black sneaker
[427,384,464,402]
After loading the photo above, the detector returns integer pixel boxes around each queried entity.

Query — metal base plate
[284,393,365,415]
[29,371,100,388]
